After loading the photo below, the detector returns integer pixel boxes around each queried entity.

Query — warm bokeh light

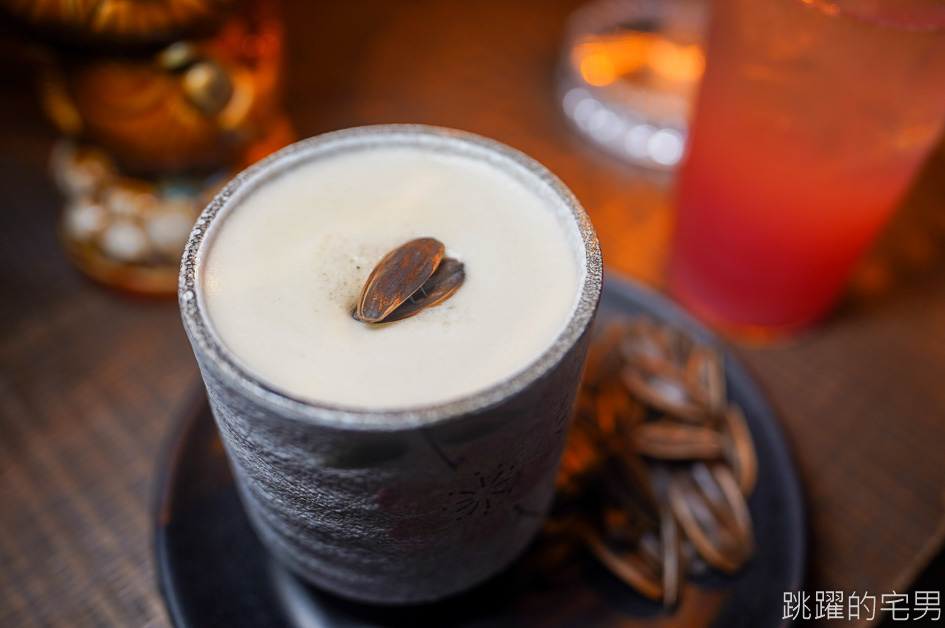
[573,32,704,87]
[577,48,618,86]
[649,39,704,83]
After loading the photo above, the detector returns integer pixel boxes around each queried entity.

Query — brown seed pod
[659,501,682,609]
[353,238,464,323]
[619,321,678,380]
[630,419,724,460]
[382,257,465,323]
[684,345,727,419]
[558,314,759,606]
[720,405,758,496]
[575,522,664,602]
[705,463,755,554]
[622,368,709,424]
[667,468,752,574]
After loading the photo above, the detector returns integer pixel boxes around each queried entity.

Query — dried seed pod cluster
[555,317,758,608]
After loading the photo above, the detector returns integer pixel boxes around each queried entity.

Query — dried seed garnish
[667,472,741,573]
[721,405,758,496]
[353,237,464,323]
[659,500,682,609]
[705,463,755,553]
[622,369,709,424]
[576,521,664,602]
[630,420,723,460]
[551,315,759,609]
[668,468,752,574]
[382,257,465,323]
[684,346,726,418]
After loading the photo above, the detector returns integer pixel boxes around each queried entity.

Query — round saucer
[155,275,805,627]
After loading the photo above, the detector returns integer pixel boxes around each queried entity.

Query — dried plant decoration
[553,316,758,609]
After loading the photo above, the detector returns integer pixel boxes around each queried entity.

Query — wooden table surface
[2,1,945,626]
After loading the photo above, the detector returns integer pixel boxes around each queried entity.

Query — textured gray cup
[179,125,602,604]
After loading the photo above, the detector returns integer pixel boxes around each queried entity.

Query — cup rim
[179,124,602,431]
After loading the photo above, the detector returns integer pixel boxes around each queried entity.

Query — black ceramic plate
[155,275,805,628]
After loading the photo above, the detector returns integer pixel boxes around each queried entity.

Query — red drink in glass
[668,0,945,335]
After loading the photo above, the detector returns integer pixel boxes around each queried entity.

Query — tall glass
[668,0,945,335]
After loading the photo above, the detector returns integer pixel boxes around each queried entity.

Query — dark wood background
[2,0,945,626]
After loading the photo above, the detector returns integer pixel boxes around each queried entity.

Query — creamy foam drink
[199,138,583,410]
[181,127,601,603]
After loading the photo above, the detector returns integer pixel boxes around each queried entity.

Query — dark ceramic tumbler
[179,126,602,604]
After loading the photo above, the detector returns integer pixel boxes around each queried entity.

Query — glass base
[666,260,832,346]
